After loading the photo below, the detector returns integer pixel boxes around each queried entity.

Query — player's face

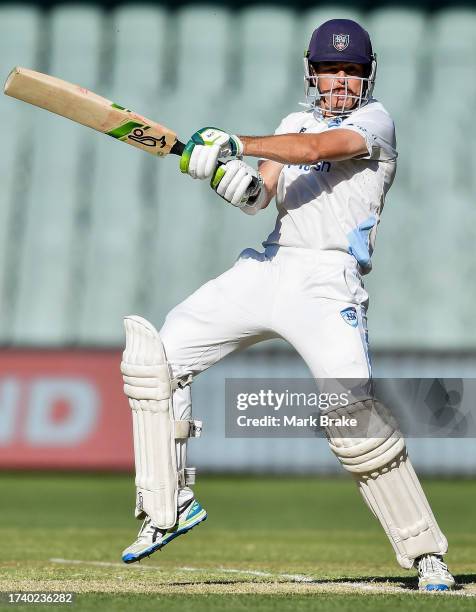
[312,62,365,114]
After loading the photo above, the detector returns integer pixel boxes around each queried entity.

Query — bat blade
[4,66,184,157]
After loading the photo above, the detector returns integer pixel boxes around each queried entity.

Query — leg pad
[121,315,201,529]
[324,399,448,568]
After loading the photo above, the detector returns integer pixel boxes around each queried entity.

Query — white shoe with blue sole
[122,499,207,564]
[417,554,455,591]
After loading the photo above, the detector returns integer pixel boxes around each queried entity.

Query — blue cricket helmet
[303,19,377,116]
[307,19,374,68]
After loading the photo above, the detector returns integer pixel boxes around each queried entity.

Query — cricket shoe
[417,554,455,591]
[122,499,207,564]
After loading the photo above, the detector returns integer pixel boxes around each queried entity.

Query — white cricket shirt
[262,100,397,272]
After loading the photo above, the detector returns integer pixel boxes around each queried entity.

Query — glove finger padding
[202,144,221,179]
[188,144,220,179]
[215,159,241,196]
[213,160,258,207]
[226,171,253,206]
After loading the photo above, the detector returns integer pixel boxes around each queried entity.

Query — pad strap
[178,467,197,487]
[175,420,203,439]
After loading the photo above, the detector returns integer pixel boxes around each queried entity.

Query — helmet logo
[333,33,349,51]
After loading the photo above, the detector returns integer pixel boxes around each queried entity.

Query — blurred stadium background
[0,0,475,475]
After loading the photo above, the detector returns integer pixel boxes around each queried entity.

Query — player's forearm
[239,131,368,164]
[240,134,320,164]
[257,160,284,210]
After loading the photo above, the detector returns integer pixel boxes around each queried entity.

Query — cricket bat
[4,66,260,193]
[4,66,185,157]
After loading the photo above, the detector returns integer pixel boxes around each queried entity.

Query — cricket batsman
[120,19,456,591]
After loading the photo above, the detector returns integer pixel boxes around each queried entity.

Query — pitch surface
[0,474,474,610]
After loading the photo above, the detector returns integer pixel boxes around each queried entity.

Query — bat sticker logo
[129,128,167,148]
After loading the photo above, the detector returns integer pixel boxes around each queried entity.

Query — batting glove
[210,159,266,214]
[180,127,244,180]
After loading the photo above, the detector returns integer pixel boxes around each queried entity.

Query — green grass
[0,474,474,611]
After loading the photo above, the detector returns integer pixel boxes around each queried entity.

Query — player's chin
[339,96,361,110]
[324,100,354,114]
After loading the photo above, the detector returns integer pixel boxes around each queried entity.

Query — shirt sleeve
[272,111,304,135]
[273,117,292,136]
[338,106,398,161]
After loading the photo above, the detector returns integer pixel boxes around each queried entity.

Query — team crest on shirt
[333,34,350,51]
[340,306,358,327]
[327,117,343,128]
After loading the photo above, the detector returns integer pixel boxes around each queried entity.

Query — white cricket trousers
[160,246,372,424]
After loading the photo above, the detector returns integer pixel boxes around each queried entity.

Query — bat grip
[170,139,185,156]
[171,139,261,193]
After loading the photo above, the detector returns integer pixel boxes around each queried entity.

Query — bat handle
[171,139,261,193]
[170,139,185,156]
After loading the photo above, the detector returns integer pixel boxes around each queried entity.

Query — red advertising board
[0,350,133,469]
